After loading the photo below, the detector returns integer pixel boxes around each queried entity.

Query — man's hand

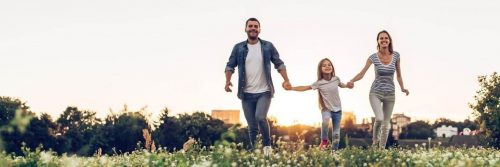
[282,81,292,90]
[225,81,233,92]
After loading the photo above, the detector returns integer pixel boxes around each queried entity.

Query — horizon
[10,100,476,126]
[1,0,498,126]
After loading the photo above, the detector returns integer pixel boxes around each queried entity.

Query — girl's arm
[291,86,312,92]
[396,59,409,96]
[338,82,348,88]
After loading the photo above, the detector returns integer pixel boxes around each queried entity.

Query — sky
[1,0,499,126]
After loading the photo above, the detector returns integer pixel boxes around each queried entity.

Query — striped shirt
[369,52,400,93]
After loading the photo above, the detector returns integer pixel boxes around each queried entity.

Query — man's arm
[279,69,291,89]
[269,43,291,89]
[225,71,233,92]
[224,45,238,92]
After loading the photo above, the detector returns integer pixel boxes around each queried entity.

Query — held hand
[402,89,409,96]
[282,81,292,90]
[347,82,355,89]
[225,81,233,92]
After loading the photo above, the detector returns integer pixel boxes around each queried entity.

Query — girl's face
[378,33,391,48]
[321,60,333,74]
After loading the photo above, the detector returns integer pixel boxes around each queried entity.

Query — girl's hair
[317,58,335,111]
[376,30,394,54]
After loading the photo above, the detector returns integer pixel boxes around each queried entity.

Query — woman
[347,30,409,148]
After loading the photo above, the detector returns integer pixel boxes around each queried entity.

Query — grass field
[1,141,498,167]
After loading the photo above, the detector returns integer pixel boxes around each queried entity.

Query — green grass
[0,141,498,167]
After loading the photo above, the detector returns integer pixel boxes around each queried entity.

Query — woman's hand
[347,81,355,89]
[402,89,409,96]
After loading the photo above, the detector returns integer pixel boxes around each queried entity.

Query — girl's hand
[402,89,409,96]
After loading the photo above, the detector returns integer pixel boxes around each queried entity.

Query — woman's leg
[369,92,384,147]
[379,93,395,148]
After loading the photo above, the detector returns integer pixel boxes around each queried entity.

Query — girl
[347,30,409,148]
[287,58,350,151]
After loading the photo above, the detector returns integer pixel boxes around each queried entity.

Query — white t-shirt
[311,76,342,112]
[244,41,269,93]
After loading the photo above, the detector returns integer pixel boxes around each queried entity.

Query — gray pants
[369,91,395,148]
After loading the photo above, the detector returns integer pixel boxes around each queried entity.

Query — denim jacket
[225,39,286,99]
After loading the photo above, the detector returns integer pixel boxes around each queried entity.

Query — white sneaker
[263,146,272,156]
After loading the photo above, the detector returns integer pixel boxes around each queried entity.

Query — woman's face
[378,33,391,49]
[321,60,333,74]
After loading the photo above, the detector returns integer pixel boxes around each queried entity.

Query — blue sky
[1,0,499,125]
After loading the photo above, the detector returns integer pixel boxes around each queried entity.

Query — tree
[470,72,500,148]
[0,96,31,127]
[0,96,34,155]
[23,113,57,151]
[153,110,227,151]
[432,118,458,129]
[457,119,479,132]
[153,108,183,151]
[400,121,435,139]
[55,106,101,155]
[107,111,150,154]
[177,112,227,147]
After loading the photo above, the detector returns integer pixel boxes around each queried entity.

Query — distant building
[391,113,411,140]
[356,117,373,132]
[392,114,411,127]
[211,110,240,125]
[462,128,471,135]
[341,111,356,128]
[435,125,458,138]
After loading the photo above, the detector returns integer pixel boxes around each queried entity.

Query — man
[224,18,291,156]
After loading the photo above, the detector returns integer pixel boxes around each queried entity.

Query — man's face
[245,21,260,40]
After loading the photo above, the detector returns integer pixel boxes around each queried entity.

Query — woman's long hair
[376,30,394,54]
[317,58,335,111]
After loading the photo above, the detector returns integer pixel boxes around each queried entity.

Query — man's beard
[247,35,258,40]
[247,31,259,40]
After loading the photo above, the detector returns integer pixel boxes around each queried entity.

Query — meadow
[1,140,498,167]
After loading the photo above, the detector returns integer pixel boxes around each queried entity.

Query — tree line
[0,97,230,156]
[0,72,497,154]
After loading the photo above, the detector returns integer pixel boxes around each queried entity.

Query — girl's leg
[320,111,331,140]
[331,111,342,151]
[379,93,396,148]
[369,92,384,147]
[319,111,331,149]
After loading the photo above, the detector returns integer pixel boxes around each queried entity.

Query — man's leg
[242,93,258,149]
[255,92,272,146]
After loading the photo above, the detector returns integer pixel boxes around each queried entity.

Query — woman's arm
[348,58,372,86]
[396,59,409,96]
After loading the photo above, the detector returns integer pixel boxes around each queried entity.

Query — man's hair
[245,18,260,27]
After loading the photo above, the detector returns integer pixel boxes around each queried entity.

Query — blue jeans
[242,91,272,148]
[321,110,342,150]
